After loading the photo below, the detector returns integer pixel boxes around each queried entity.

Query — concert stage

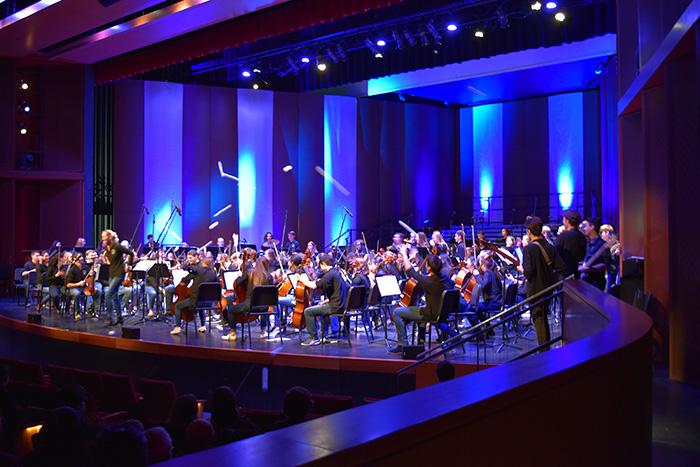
[0,299,528,404]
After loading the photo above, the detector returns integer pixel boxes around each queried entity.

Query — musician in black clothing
[299,254,348,346]
[555,209,587,278]
[65,254,88,317]
[579,217,610,291]
[520,216,565,347]
[101,229,135,326]
[41,251,71,310]
[21,251,41,306]
[389,246,452,354]
[281,231,302,254]
[171,256,218,335]
[470,256,503,322]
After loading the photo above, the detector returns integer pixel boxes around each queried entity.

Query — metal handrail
[396,275,574,376]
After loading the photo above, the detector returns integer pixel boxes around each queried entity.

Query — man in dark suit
[555,209,587,278]
[519,216,565,348]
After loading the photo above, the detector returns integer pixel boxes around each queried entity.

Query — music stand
[150,262,171,319]
[375,275,402,344]
[127,260,155,325]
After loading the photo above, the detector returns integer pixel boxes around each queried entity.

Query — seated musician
[430,231,449,255]
[221,256,273,341]
[261,232,279,251]
[469,255,503,324]
[41,251,71,310]
[83,250,102,314]
[165,251,200,312]
[278,254,303,310]
[65,254,88,318]
[22,251,41,306]
[298,254,348,347]
[171,255,218,335]
[282,231,301,255]
[389,246,453,354]
[388,232,405,253]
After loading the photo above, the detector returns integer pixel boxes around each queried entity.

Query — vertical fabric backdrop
[111,80,603,248]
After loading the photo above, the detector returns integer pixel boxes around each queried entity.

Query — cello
[291,251,313,329]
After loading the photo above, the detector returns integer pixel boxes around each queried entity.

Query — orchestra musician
[554,209,587,279]
[389,232,405,253]
[83,250,102,315]
[145,234,159,253]
[389,245,452,354]
[281,230,301,254]
[261,232,279,250]
[578,217,610,291]
[21,251,41,307]
[518,216,565,347]
[298,254,348,347]
[65,254,88,318]
[40,251,71,310]
[170,255,218,335]
[165,250,200,312]
[599,224,620,291]
[220,256,273,341]
[101,230,135,326]
[452,230,467,260]
[430,231,449,255]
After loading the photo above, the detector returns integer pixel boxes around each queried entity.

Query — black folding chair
[321,286,366,346]
[411,289,461,348]
[345,286,371,344]
[243,286,279,344]
[195,282,222,334]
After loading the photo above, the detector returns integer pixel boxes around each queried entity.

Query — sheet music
[223,270,242,290]
[497,248,514,265]
[172,269,190,287]
[376,275,401,297]
[133,260,156,272]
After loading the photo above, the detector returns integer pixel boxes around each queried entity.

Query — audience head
[144,427,173,464]
[58,384,88,418]
[169,394,198,426]
[283,386,313,423]
[96,427,147,467]
[436,361,456,382]
[209,386,239,430]
[184,419,216,454]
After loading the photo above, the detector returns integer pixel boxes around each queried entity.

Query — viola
[84,263,98,296]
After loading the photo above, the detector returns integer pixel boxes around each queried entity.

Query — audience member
[436,361,456,382]
[272,386,313,430]
[94,427,147,467]
[166,394,198,456]
[208,386,256,443]
[183,419,215,454]
[144,427,173,464]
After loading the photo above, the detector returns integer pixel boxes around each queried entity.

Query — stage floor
[0,298,533,370]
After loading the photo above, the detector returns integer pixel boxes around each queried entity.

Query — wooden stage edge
[0,314,478,376]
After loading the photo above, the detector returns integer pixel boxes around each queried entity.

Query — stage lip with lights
[0,312,477,376]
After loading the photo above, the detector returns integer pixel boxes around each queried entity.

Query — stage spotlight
[446,23,457,32]
[282,164,293,173]
[317,62,327,71]
[252,83,259,90]
[554,11,565,21]
[375,52,383,59]
[301,56,310,64]
[376,39,386,47]
[20,127,28,135]
[241,70,251,78]
[23,105,30,113]
[474,29,484,38]
[531,1,542,10]
[253,68,261,73]
[19,81,29,90]
[545,1,557,9]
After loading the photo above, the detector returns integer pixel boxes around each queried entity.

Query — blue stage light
[241,70,251,78]
[376,39,386,47]
[545,1,557,9]
[446,23,457,32]
[301,57,310,63]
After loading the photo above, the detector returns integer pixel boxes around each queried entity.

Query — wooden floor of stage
[0,298,536,371]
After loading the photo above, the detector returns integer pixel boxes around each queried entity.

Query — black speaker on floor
[402,345,424,360]
[27,313,42,324]
[121,326,140,339]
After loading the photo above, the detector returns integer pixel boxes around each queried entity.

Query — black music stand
[151,262,171,321]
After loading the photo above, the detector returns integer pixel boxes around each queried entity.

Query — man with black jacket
[299,254,348,346]
[555,209,587,278]
[388,246,453,354]
[519,216,565,348]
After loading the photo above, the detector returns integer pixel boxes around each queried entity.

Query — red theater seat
[0,358,44,385]
[140,378,178,427]
[100,372,140,413]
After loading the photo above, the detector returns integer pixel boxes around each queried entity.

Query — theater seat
[140,378,178,427]
[0,358,44,385]
[100,372,140,414]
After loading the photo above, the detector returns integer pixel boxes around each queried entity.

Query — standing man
[298,254,348,346]
[388,246,452,354]
[519,216,565,348]
[579,217,610,291]
[101,229,135,326]
[555,209,587,279]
